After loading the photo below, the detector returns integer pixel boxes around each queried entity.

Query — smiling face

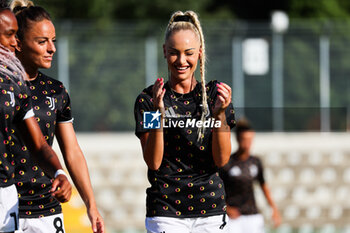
[0,9,18,52]
[17,19,56,73]
[163,29,201,82]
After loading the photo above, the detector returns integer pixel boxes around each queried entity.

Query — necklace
[168,79,197,102]
[169,84,185,101]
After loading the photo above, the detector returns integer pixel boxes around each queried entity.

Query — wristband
[54,169,67,178]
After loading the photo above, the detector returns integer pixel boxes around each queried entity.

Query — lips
[175,66,189,73]
[43,56,52,61]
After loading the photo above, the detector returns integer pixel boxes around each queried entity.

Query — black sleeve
[57,85,73,123]
[14,80,33,123]
[256,157,265,185]
[206,80,236,129]
[134,89,154,138]
[225,103,236,129]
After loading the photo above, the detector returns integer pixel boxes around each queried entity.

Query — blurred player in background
[220,119,281,233]
[134,10,235,233]
[8,0,104,232]
[0,1,71,232]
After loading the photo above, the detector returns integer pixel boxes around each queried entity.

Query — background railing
[43,20,349,133]
[43,19,350,233]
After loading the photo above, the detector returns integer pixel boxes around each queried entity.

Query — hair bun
[10,0,34,13]
[173,15,192,23]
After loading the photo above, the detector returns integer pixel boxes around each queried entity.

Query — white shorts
[0,184,19,232]
[16,213,65,233]
[228,214,265,233]
[146,214,228,233]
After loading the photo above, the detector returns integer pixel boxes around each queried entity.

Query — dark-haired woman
[220,119,281,233]
[9,0,104,232]
[0,2,71,232]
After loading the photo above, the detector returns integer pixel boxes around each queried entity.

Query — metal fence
[44,19,350,132]
[44,19,350,233]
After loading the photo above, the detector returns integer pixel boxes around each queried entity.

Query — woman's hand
[152,78,165,110]
[87,207,105,233]
[213,82,232,118]
[50,174,72,203]
[272,207,282,228]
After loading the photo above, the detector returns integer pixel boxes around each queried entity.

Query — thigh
[18,214,66,233]
[146,216,191,233]
[192,214,229,233]
[0,185,19,232]
[241,214,265,233]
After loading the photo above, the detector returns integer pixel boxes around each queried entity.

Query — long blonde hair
[165,11,208,141]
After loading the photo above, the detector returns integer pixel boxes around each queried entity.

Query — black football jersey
[134,80,235,218]
[12,72,73,218]
[220,154,265,215]
[0,67,32,187]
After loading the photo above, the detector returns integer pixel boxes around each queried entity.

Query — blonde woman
[134,11,235,233]
[9,0,104,232]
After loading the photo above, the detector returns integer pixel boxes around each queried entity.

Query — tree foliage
[32,0,350,21]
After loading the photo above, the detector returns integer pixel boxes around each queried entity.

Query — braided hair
[165,11,208,141]
[0,44,27,82]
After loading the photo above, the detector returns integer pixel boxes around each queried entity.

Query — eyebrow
[34,37,56,40]
[169,47,196,52]
[34,37,49,40]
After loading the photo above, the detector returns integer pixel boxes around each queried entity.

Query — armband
[54,169,67,178]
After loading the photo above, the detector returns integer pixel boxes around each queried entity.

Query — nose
[10,35,17,50]
[177,53,186,65]
[47,40,56,54]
